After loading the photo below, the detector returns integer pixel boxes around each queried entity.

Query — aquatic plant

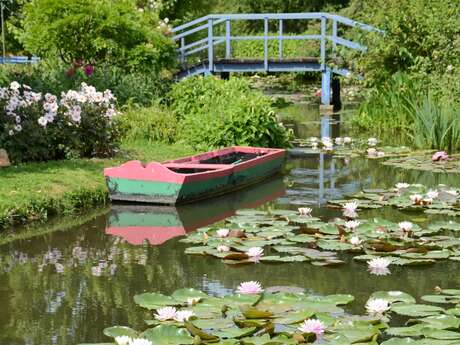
[86,285,460,345]
[154,306,177,321]
[432,151,449,161]
[236,281,263,294]
[384,153,460,174]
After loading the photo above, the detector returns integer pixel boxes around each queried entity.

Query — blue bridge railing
[172,13,380,105]
[0,56,40,64]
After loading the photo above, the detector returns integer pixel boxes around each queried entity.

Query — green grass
[0,141,197,229]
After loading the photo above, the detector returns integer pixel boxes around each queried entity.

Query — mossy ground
[0,140,197,229]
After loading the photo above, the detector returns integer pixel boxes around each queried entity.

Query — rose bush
[0,81,120,162]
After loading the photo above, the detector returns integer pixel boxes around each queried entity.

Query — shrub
[0,81,120,163]
[118,105,178,143]
[19,0,176,74]
[169,76,292,150]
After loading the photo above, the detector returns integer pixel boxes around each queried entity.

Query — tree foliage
[19,0,176,73]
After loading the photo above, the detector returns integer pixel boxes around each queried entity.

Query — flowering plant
[0,81,120,162]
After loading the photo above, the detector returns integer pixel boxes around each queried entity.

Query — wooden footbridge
[172,13,380,107]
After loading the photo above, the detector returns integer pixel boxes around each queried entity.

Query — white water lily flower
[350,236,362,246]
[115,336,131,345]
[311,142,318,149]
[154,306,177,321]
[377,151,385,157]
[367,148,377,157]
[298,319,325,336]
[236,281,263,294]
[343,201,359,214]
[398,221,413,232]
[395,183,410,190]
[246,247,264,258]
[344,220,360,230]
[368,138,378,146]
[298,207,312,216]
[129,339,152,345]
[216,229,230,238]
[217,245,230,252]
[426,190,439,199]
[309,137,318,143]
[368,257,391,271]
[365,298,390,315]
[445,190,459,197]
[335,137,343,145]
[174,310,195,322]
[343,137,352,144]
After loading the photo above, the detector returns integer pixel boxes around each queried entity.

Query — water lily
[343,137,352,144]
[174,310,195,322]
[343,201,359,214]
[324,142,334,151]
[246,247,264,259]
[154,306,177,321]
[367,148,377,157]
[217,245,230,252]
[298,319,325,336]
[445,190,459,197]
[335,137,343,145]
[365,298,390,315]
[349,236,362,246]
[398,221,413,232]
[216,229,230,238]
[432,151,449,161]
[115,336,131,345]
[129,339,152,345]
[377,151,385,157]
[426,190,439,199]
[187,297,201,306]
[236,281,263,294]
[309,137,318,143]
[298,207,312,216]
[395,182,410,190]
[368,138,378,146]
[344,220,360,231]
[368,257,391,271]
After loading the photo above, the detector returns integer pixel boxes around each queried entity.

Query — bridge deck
[177,57,323,79]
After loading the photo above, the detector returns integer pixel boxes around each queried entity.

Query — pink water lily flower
[246,247,264,261]
[432,151,449,161]
[216,229,230,238]
[236,281,263,294]
[298,319,325,336]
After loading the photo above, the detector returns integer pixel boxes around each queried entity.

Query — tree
[19,0,176,73]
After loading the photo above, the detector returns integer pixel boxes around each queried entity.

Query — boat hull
[105,147,285,204]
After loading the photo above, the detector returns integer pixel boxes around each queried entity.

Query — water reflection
[106,177,286,245]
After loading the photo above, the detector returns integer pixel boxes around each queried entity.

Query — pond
[1,103,460,345]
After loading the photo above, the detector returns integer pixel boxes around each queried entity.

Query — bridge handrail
[172,12,381,79]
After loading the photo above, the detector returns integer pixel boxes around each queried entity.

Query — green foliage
[19,0,176,73]
[169,76,292,150]
[118,105,179,144]
[350,0,460,86]
[0,62,171,106]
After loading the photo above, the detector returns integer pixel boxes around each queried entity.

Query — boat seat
[163,163,232,170]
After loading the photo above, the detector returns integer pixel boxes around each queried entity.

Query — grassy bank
[0,141,197,229]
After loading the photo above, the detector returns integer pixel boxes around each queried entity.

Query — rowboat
[105,177,285,245]
[104,146,286,204]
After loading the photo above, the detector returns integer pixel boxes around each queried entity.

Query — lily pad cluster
[290,136,412,159]
[382,154,460,174]
[81,285,460,345]
[179,209,460,268]
[328,184,460,217]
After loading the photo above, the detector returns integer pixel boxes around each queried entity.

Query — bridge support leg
[321,68,331,106]
[331,75,342,111]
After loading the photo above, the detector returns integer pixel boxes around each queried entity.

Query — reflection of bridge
[172,13,380,106]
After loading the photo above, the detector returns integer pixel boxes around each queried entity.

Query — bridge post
[321,68,331,106]
[208,18,214,73]
[225,19,231,58]
[331,75,342,111]
[264,17,268,71]
[278,19,283,59]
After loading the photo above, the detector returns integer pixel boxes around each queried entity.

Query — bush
[0,63,172,107]
[118,105,178,143]
[0,81,120,163]
[169,76,292,150]
[19,0,176,74]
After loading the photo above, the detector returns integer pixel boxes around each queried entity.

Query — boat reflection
[105,177,285,245]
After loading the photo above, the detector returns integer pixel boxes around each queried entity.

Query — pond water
[1,103,460,345]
